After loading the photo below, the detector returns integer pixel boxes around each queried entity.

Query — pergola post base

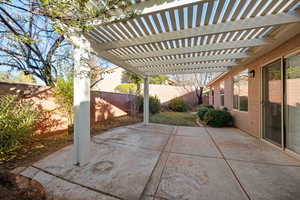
[71,34,91,166]
[143,75,149,124]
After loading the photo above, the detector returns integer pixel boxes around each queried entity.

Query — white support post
[71,34,91,166]
[143,75,149,124]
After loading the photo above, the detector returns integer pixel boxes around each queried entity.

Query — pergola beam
[115,38,268,60]
[87,35,144,77]
[136,61,236,71]
[145,68,229,75]
[127,52,249,66]
[95,12,300,51]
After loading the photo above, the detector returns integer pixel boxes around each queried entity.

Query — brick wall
[209,33,300,138]
[0,82,136,134]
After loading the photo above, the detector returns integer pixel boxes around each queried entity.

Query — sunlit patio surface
[20,123,300,200]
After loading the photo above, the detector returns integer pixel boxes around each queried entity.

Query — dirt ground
[0,116,141,171]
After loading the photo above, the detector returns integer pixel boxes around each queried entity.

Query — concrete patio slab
[170,135,221,158]
[93,127,169,151]
[206,127,251,139]
[176,126,208,137]
[128,123,175,134]
[207,127,300,166]
[21,167,118,200]
[20,124,300,200]
[142,152,169,197]
[156,153,247,200]
[229,160,300,200]
[31,141,160,200]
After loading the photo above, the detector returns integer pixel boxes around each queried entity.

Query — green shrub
[138,95,161,114]
[222,107,228,111]
[197,104,214,110]
[197,107,210,120]
[203,109,233,128]
[168,97,188,112]
[0,95,39,161]
[197,104,214,120]
[53,77,73,127]
[114,83,137,94]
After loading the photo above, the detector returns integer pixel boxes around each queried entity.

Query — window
[220,81,225,107]
[233,70,249,111]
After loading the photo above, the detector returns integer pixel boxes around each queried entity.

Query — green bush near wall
[197,104,215,120]
[197,104,214,110]
[203,109,233,128]
[197,107,211,120]
[168,97,188,112]
[0,95,40,161]
[138,95,161,114]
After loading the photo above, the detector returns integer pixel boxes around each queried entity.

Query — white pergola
[71,0,300,165]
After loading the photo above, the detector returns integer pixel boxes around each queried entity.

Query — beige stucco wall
[209,33,300,138]
[141,84,198,106]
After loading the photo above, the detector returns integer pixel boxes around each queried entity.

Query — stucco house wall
[209,33,300,138]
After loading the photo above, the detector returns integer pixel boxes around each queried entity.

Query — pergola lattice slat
[112,38,269,60]
[95,12,300,51]
[146,67,229,75]
[127,52,249,66]
[137,61,236,72]
[85,0,300,76]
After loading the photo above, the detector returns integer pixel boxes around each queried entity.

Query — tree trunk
[196,87,204,105]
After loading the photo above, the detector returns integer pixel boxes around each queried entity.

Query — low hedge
[168,97,188,112]
[203,109,233,128]
[197,107,210,120]
[197,104,214,120]
[197,104,214,110]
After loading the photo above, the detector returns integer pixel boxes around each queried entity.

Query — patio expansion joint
[162,151,223,160]
[225,158,300,168]
[139,126,178,200]
[205,128,252,200]
[153,127,178,199]
[30,165,124,200]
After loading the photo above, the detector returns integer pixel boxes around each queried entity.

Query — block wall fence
[0,82,136,134]
[0,82,200,134]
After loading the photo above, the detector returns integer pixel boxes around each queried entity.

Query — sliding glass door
[262,60,282,146]
[285,53,300,154]
[262,53,300,153]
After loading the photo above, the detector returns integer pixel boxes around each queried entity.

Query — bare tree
[88,55,115,89]
[173,72,220,105]
[0,0,72,85]
[193,73,209,104]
